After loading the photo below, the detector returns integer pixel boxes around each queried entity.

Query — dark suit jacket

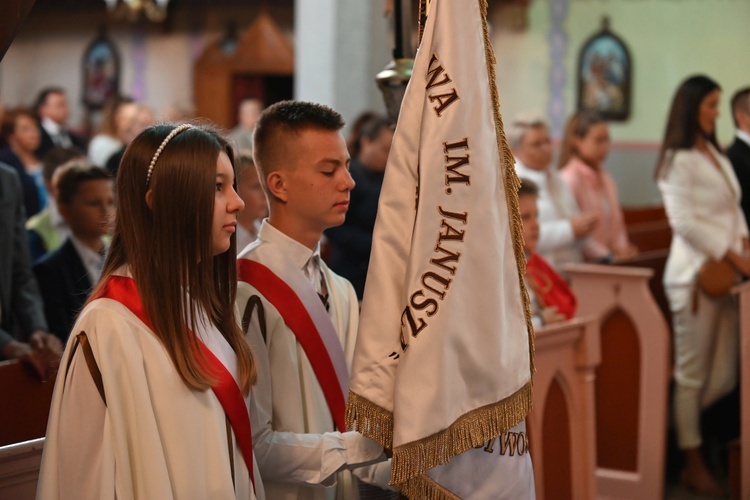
[35,124,86,161]
[0,148,42,218]
[0,163,48,355]
[727,137,750,225]
[33,238,93,342]
[324,159,384,299]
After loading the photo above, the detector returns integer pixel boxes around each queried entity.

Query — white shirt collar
[737,129,750,147]
[514,160,547,186]
[41,116,62,136]
[69,234,107,284]
[257,220,321,273]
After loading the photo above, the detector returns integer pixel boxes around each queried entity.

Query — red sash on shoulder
[92,275,255,490]
[237,258,347,432]
[526,253,577,319]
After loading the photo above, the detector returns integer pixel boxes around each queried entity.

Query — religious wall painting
[576,17,631,121]
[82,34,120,110]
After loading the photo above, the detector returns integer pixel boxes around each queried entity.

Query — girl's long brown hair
[557,110,606,170]
[95,123,256,394]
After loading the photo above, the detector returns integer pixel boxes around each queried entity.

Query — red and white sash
[91,275,256,490]
[237,243,349,432]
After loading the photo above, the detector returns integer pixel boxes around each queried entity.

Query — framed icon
[577,17,632,121]
[82,34,120,110]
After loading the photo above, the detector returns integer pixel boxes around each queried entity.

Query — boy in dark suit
[34,162,113,341]
[728,87,750,224]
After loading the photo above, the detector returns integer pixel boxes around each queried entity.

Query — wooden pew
[0,438,44,500]
[623,205,672,254]
[528,316,600,500]
[731,280,750,499]
[0,359,55,446]
[565,264,671,499]
[622,205,672,327]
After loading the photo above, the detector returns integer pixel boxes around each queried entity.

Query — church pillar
[294,0,391,125]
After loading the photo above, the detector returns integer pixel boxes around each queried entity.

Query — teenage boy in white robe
[237,100,391,500]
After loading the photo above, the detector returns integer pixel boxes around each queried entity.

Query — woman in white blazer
[657,75,750,496]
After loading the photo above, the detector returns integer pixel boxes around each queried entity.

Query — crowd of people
[1,74,750,498]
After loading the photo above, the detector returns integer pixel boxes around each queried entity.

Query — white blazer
[659,144,749,293]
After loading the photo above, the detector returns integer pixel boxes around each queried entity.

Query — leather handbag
[697,258,736,298]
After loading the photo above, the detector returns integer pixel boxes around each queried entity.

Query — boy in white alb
[237,101,390,499]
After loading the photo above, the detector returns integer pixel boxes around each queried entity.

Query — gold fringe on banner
[345,391,394,449]
[400,473,460,500]
[480,0,537,375]
[390,381,532,486]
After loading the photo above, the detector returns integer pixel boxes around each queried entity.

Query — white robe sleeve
[47,337,115,499]
[249,396,384,486]
[240,283,384,488]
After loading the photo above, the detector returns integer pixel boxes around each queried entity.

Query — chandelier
[104,0,170,23]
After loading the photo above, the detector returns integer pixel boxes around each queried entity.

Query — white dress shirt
[515,161,584,270]
[69,234,106,284]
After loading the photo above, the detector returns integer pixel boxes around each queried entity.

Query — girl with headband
[37,123,264,499]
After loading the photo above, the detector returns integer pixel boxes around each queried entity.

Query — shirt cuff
[341,431,386,468]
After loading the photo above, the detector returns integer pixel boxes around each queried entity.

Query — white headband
[145,124,193,187]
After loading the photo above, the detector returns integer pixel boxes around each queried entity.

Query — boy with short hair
[518,178,577,329]
[237,100,390,499]
[26,146,86,259]
[34,162,114,341]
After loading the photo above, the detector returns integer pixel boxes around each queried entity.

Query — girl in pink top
[558,111,638,262]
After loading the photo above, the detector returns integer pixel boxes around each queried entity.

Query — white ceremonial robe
[37,292,263,499]
[238,224,386,500]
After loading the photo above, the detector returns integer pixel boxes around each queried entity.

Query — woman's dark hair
[655,75,721,179]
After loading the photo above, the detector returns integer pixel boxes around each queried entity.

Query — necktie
[305,255,329,311]
[55,131,73,148]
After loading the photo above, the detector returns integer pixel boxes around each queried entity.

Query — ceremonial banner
[346,0,535,498]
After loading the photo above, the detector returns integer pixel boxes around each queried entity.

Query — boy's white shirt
[238,220,389,500]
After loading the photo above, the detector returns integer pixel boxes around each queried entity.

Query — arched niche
[542,377,573,500]
[595,307,640,472]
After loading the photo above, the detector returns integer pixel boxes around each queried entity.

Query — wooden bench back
[0,360,55,447]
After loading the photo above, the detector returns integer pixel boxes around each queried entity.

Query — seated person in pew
[33,162,114,342]
[519,178,577,329]
[559,111,639,263]
[509,110,599,272]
